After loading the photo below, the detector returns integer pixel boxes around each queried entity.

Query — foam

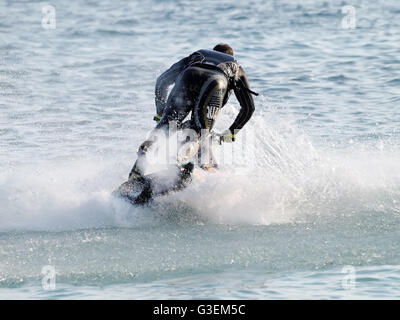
[1,104,399,231]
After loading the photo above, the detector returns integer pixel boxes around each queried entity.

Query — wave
[156,105,400,225]
[1,104,400,232]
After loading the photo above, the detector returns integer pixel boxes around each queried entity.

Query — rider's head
[213,43,234,56]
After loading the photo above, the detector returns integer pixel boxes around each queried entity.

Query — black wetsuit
[130,49,256,178]
[155,49,256,133]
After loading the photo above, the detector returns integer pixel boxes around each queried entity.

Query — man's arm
[230,66,255,134]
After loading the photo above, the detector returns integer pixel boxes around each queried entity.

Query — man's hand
[153,114,161,122]
[220,129,235,143]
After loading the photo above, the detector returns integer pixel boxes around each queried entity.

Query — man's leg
[128,135,158,179]
[193,72,228,170]
[198,135,219,172]
[128,72,195,179]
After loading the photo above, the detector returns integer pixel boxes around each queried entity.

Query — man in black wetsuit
[130,43,257,178]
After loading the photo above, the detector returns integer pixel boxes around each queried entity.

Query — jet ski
[112,131,221,205]
[112,162,194,205]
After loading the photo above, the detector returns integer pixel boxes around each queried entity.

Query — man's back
[154,46,255,127]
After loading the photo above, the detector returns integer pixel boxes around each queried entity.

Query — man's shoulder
[195,49,212,55]
[187,50,205,61]
[189,49,206,56]
[196,49,236,60]
[219,61,240,79]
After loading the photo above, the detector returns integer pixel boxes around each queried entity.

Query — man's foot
[200,164,218,173]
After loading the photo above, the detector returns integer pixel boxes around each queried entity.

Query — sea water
[0,0,400,299]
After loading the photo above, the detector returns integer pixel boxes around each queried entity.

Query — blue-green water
[1,0,400,299]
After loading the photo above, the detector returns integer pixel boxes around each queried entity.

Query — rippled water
[1,0,400,299]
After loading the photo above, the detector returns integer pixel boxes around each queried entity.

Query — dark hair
[213,43,234,56]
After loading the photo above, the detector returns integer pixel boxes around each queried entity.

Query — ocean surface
[1,0,400,299]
